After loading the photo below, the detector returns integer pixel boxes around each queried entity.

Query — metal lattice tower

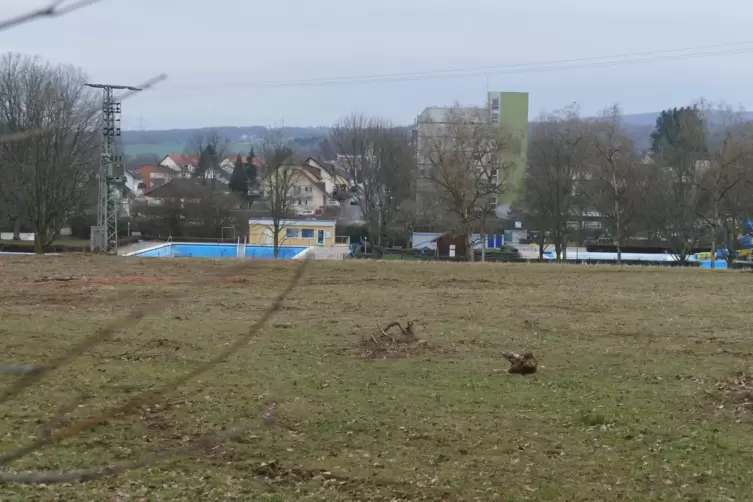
[86,83,142,254]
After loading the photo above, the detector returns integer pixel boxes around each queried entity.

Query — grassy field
[1,257,753,501]
[124,141,254,158]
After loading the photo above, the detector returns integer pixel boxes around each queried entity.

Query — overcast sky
[1,0,751,130]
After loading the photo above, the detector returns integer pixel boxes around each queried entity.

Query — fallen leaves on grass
[0,258,310,485]
[252,459,452,501]
[713,371,753,411]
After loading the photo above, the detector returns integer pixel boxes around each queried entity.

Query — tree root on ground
[373,320,416,345]
[361,320,421,355]
[503,351,538,375]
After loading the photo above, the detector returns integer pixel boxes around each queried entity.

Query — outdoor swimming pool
[131,243,308,259]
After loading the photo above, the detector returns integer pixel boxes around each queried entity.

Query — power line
[0,0,103,32]
[164,42,753,90]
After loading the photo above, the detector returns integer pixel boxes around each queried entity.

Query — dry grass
[1,256,753,500]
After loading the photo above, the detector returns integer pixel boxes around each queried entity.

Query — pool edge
[293,247,314,260]
[126,243,171,257]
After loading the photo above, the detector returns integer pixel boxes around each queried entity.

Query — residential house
[124,167,146,197]
[302,157,354,195]
[136,164,176,192]
[264,163,330,213]
[119,168,147,217]
[159,153,247,184]
[159,154,198,178]
[220,155,252,171]
[143,178,234,206]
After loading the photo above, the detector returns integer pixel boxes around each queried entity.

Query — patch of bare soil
[713,372,753,412]
[137,399,208,448]
[355,320,452,360]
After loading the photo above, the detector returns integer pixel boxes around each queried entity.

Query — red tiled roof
[164,154,199,166]
[144,178,230,198]
[137,164,174,174]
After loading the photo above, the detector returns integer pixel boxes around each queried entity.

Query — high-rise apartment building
[413,91,529,228]
[486,91,529,204]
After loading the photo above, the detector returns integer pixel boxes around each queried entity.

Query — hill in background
[122,112,753,158]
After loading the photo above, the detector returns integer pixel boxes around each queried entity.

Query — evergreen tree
[650,106,707,158]
[195,144,219,183]
[245,147,258,191]
[229,153,249,196]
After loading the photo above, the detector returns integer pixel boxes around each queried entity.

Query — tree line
[3,49,753,263]
[327,101,753,264]
[519,101,753,264]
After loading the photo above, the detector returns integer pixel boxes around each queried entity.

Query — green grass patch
[0,258,752,500]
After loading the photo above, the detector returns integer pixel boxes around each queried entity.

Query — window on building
[304,186,312,193]
[286,228,300,238]
[491,98,499,110]
[491,111,500,123]
[302,229,314,238]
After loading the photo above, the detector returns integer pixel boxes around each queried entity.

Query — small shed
[434,233,468,257]
[248,218,337,247]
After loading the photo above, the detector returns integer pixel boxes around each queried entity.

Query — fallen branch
[376,324,396,344]
[33,276,77,283]
[375,320,416,344]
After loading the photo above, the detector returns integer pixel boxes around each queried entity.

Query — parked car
[297,210,315,216]
[326,200,341,207]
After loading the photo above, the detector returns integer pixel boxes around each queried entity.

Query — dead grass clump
[358,320,438,359]
[713,371,753,411]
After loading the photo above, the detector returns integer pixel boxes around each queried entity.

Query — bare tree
[526,104,589,260]
[260,137,296,258]
[692,101,753,266]
[0,52,100,253]
[420,105,517,261]
[329,114,415,246]
[585,105,647,264]
[0,163,23,239]
[185,130,230,182]
[718,174,753,265]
